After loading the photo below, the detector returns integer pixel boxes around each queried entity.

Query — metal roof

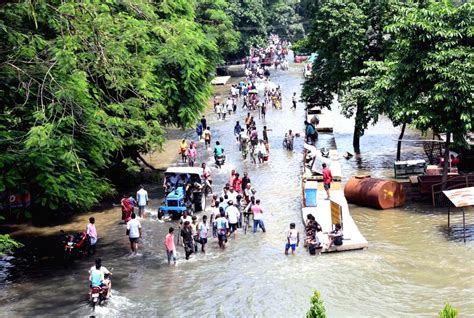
[165,166,203,176]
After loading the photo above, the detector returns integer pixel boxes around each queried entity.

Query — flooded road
[1,59,474,317]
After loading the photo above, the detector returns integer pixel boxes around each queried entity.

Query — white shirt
[215,104,222,113]
[226,205,240,224]
[198,222,208,238]
[288,229,298,244]
[127,219,141,238]
[211,207,220,223]
[180,215,192,225]
[89,265,110,275]
[227,191,238,203]
[137,188,148,206]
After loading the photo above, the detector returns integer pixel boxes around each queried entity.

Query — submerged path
[2,60,474,317]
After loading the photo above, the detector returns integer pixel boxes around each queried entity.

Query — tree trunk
[396,123,406,161]
[441,132,451,189]
[353,126,361,154]
[137,153,157,170]
[352,103,364,154]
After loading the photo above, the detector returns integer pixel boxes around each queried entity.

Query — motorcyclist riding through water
[214,141,225,167]
[89,258,112,299]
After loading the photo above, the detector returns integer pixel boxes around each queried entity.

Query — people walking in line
[121,194,133,223]
[226,200,240,239]
[291,92,297,109]
[187,142,197,167]
[179,139,188,163]
[285,223,300,255]
[191,216,199,253]
[215,103,222,120]
[322,163,333,199]
[165,227,177,265]
[181,221,194,260]
[126,213,141,255]
[197,215,209,253]
[136,185,148,218]
[216,208,229,249]
[201,115,207,132]
[203,126,212,150]
[251,199,266,233]
[196,122,203,141]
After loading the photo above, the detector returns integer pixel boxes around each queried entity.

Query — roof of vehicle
[165,166,203,176]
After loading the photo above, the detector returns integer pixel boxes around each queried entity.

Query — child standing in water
[285,223,300,255]
[87,217,97,255]
[165,227,177,265]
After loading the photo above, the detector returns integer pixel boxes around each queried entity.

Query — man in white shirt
[126,213,142,255]
[226,200,240,239]
[215,104,222,120]
[227,187,238,203]
[203,126,212,149]
[136,185,148,218]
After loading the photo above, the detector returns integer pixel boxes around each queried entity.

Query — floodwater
[1,57,474,318]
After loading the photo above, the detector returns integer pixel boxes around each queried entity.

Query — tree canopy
[301,0,473,158]
[0,0,236,217]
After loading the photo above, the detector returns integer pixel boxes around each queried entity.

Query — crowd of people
[86,34,319,295]
[162,168,266,264]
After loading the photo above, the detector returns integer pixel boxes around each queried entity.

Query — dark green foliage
[0,0,230,217]
[0,234,23,255]
[225,0,305,58]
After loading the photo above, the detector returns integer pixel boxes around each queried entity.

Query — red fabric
[323,167,333,184]
[232,178,242,192]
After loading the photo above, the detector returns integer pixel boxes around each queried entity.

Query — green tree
[302,0,396,153]
[195,0,240,61]
[306,290,327,318]
[267,0,305,42]
[226,0,268,57]
[367,1,473,180]
[0,0,224,217]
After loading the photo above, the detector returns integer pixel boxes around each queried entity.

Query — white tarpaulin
[443,187,474,208]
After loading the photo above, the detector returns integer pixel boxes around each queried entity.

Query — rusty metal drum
[344,176,405,209]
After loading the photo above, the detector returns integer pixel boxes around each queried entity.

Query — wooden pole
[448,206,450,227]
[462,208,466,243]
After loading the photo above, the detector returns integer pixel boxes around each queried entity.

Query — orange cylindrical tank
[344,176,405,209]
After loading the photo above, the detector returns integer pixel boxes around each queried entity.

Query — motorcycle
[90,273,111,311]
[215,154,226,168]
[61,230,89,264]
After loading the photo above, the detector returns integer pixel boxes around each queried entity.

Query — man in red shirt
[322,163,333,200]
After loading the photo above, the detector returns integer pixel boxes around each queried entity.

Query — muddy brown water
[1,56,473,317]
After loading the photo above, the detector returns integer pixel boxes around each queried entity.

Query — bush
[306,290,327,318]
[0,234,23,256]
[439,303,458,318]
